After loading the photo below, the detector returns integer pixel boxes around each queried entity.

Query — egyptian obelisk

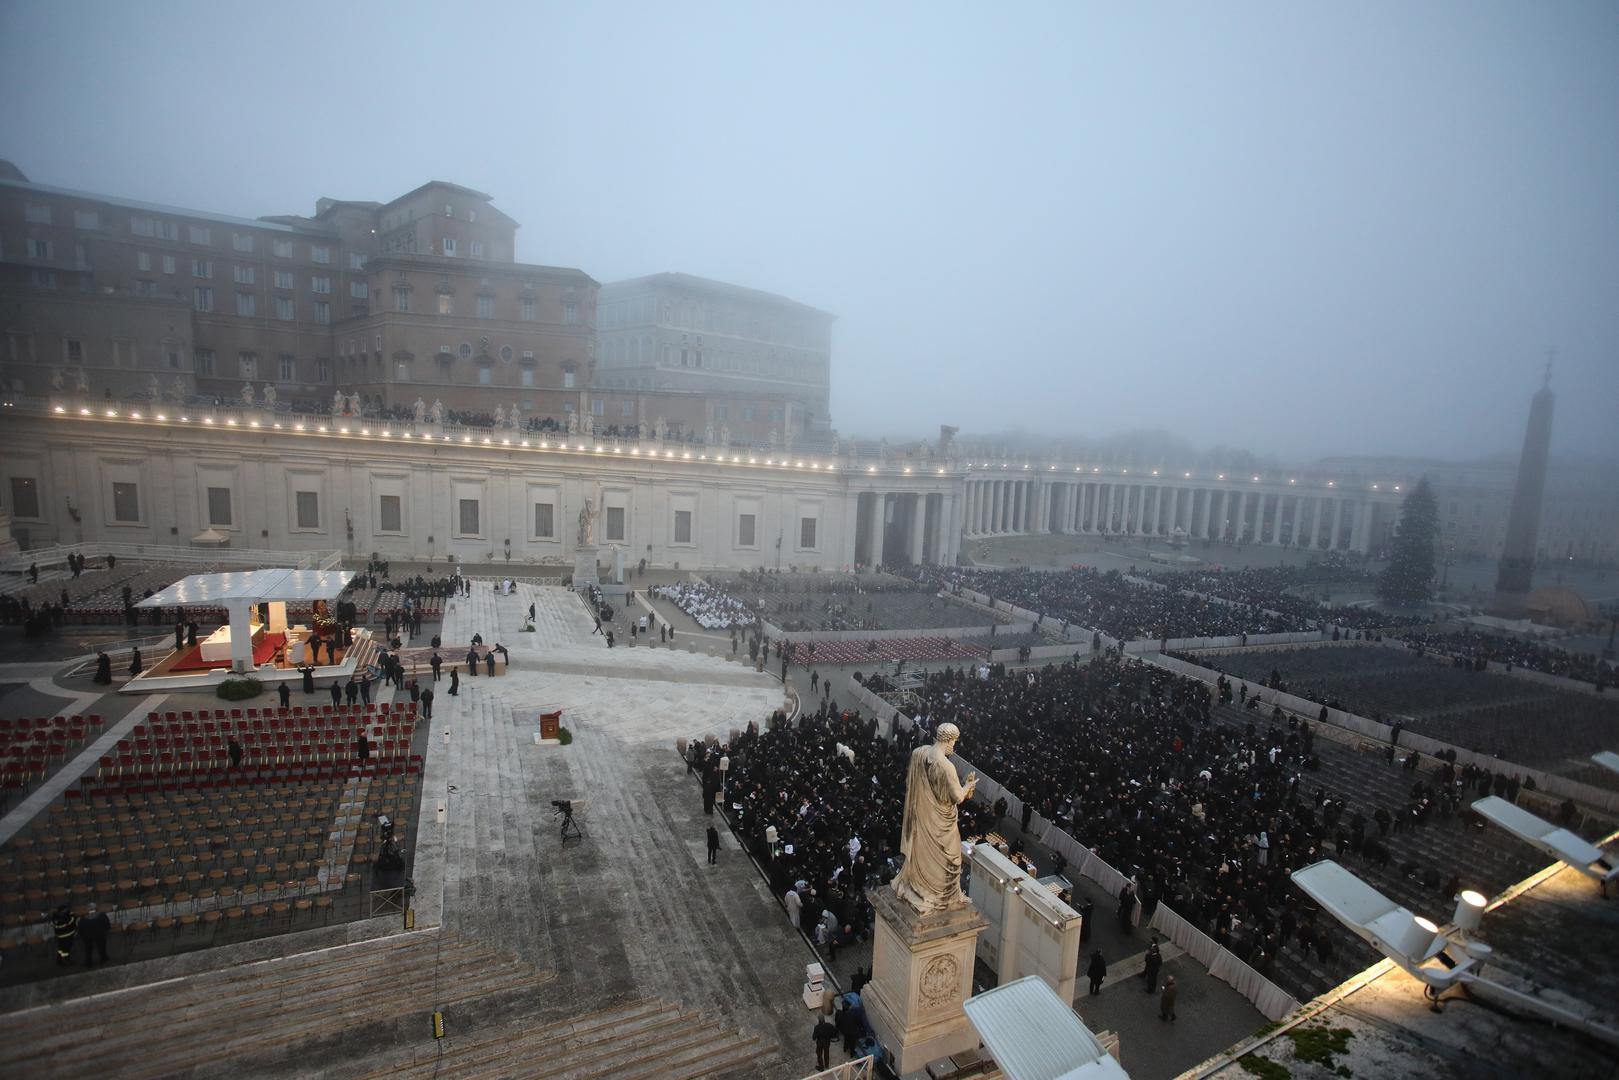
[1492,369,1554,618]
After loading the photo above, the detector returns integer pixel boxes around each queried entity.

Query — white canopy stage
[135,569,353,672]
[1592,751,1619,779]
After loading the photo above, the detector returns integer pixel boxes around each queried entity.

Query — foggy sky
[3,1,1615,464]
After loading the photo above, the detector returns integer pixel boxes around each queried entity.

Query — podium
[539,710,561,740]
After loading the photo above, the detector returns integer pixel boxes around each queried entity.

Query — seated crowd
[709,571,983,633]
[1146,560,1425,633]
[653,581,758,630]
[911,566,1314,639]
[687,703,991,959]
[1393,627,1614,686]
[1183,646,1619,783]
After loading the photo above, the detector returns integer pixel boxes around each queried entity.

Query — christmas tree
[1377,477,1439,606]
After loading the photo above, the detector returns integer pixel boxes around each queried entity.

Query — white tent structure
[135,569,352,672]
[961,976,1128,1080]
[1592,751,1619,778]
[1472,796,1619,891]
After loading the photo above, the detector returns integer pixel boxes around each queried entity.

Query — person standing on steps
[329,681,342,706]
[1087,949,1106,995]
[706,824,719,864]
[80,903,111,967]
[448,667,460,696]
[277,681,291,709]
[420,685,434,720]
[430,652,442,682]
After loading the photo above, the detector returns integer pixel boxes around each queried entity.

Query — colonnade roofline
[962,461,1413,495]
[11,397,965,481]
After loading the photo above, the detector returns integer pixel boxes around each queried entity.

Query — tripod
[552,799,584,844]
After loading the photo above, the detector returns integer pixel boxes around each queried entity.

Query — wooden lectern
[539,710,562,740]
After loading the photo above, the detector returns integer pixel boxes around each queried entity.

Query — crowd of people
[1145,560,1424,633]
[1181,646,1619,781]
[687,702,992,962]
[1393,627,1614,687]
[913,565,1315,640]
[711,571,987,633]
[653,581,758,630]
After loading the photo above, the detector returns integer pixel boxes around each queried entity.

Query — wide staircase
[0,930,551,1079]
[360,996,773,1080]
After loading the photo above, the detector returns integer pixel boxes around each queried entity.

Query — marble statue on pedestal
[429,399,445,424]
[720,425,730,447]
[347,392,361,416]
[494,405,505,428]
[705,422,715,445]
[169,375,185,402]
[567,411,579,435]
[333,388,346,414]
[241,382,256,406]
[583,411,594,436]
[146,374,161,400]
[577,498,597,546]
[413,398,427,423]
[892,723,977,914]
[74,368,89,395]
[768,428,778,450]
[262,383,276,407]
[510,402,521,428]
[655,417,667,442]
[50,368,65,393]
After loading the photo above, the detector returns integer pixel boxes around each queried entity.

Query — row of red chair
[150,704,411,723]
[787,636,989,665]
[73,758,423,798]
[0,715,104,733]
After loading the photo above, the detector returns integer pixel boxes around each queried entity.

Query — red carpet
[169,632,287,672]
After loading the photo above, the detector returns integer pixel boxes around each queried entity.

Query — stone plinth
[862,884,988,1075]
[573,545,600,587]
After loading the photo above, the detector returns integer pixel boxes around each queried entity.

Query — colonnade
[960,475,1389,554]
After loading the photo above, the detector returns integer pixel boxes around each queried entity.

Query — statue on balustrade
[891,722,977,915]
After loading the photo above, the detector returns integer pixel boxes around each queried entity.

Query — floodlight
[1472,796,1619,892]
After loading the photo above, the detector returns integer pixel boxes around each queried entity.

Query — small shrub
[557,726,573,745]
[1236,1054,1289,1080]
[218,676,264,701]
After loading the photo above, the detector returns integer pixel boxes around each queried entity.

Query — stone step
[0,932,550,1077]
[357,998,679,1078]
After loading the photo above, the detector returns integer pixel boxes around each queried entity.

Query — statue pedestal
[573,545,600,588]
[861,885,988,1075]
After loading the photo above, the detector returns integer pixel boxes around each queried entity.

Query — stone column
[939,491,956,565]
[1150,486,1163,535]
[1329,498,1343,551]
[874,494,890,566]
[1168,487,1181,536]
[1104,484,1116,533]
[910,494,927,565]
[843,493,861,567]
[1309,496,1323,549]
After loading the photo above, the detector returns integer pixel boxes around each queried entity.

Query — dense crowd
[710,571,987,633]
[1393,628,1614,686]
[912,657,1497,982]
[688,703,991,956]
[654,581,758,630]
[912,566,1314,640]
[1145,561,1425,633]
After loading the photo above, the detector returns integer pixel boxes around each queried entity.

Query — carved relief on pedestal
[917,954,961,1011]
